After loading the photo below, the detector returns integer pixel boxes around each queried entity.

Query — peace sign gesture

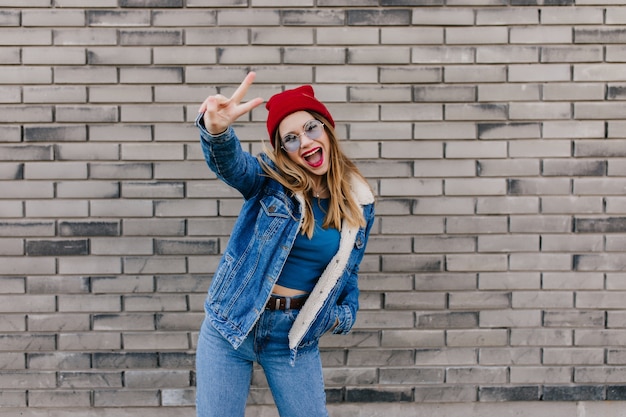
[198,72,264,135]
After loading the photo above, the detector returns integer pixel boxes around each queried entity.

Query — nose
[298,132,315,148]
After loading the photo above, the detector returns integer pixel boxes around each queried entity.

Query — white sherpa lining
[288,175,374,350]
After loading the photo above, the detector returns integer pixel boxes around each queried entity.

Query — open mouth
[302,147,324,168]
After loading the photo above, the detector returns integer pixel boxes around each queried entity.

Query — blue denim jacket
[196,115,375,363]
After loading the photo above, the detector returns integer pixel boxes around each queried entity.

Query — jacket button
[268,205,276,213]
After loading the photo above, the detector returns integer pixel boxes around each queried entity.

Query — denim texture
[196,312,328,417]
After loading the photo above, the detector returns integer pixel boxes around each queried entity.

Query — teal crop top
[276,198,341,293]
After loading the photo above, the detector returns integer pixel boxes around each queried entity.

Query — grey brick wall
[3,1,626,416]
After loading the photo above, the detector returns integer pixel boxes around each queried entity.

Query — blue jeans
[196,309,329,417]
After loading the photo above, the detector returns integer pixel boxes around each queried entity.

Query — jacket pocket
[256,195,294,240]
[208,252,234,303]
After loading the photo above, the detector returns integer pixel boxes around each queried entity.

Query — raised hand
[198,72,264,135]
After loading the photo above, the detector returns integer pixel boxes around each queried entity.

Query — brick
[23,162,87,180]
[0,28,51,46]
[478,122,541,139]
[381,28,443,45]
[0,314,25,331]
[154,199,218,217]
[90,200,153,218]
[94,389,160,407]
[28,313,90,332]
[446,65,507,83]
[0,239,25,257]
[575,27,626,44]
[445,103,508,121]
[0,371,57,389]
[510,329,573,346]
[90,86,153,105]
[120,29,183,45]
[447,329,508,347]
[0,391,25,407]
[156,312,203,330]
[447,27,508,45]
[28,390,91,407]
[347,9,411,26]
[90,124,152,142]
[25,200,89,218]
[58,371,123,388]
[345,387,412,402]
[186,28,248,46]
[87,47,152,65]
[509,178,571,195]
[576,63,626,81]
[479,386,540,401]
[0,86,20,104]
[414,386,477,403]
[123,333,189,350]
[510,140,571,158]
[479,347,541,365]
[478,159,540,177]
[122,219,185,236]
[23,47,86,65]
[57,105,118,123]
[411,7,473,25]
[445,178,507,195]
[23,9,85,26]
[121,105,184,122]
[53,28,117,46]
[90,163,153,180]
[434,151,491,171]
[58,333,121,351]
[124,294,187,312]
[0,10,20,26]
[317,27,378,45]
[576,366,626,383]
[87,10,151,26]
[54,0,117,6]
[57,143,120,160]
[510,102,572,120]
[576,141,626,159]
[511,26,573,44]
[120,67,183,84]
[544,348,604,365]
[479,84,540,102]
[120,0,183,6]
[0,106,53,123]
[121,182,184,198]
[380,367,444,384]
[124,256,187,274]
[26,240,89,256]
[0,277,25,294]
[93,314,155,331]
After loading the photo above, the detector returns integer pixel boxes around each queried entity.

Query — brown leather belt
[265,294,309,311]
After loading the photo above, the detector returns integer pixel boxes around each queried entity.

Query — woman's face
[278,111,331,177]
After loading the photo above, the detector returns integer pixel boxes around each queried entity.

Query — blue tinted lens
[281,134,300,152]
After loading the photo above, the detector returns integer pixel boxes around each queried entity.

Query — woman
[194,72,375,417]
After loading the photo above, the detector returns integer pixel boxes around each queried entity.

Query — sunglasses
[280,119,325,153]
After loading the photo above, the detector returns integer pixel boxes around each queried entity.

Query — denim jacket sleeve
[196,113,266,200]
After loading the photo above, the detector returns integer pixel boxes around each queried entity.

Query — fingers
[232,97,264,120]
[230,71,256,104]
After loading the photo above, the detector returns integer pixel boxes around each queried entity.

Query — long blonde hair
[260,112,368,238]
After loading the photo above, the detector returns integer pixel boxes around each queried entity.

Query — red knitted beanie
[265,85,334,147]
